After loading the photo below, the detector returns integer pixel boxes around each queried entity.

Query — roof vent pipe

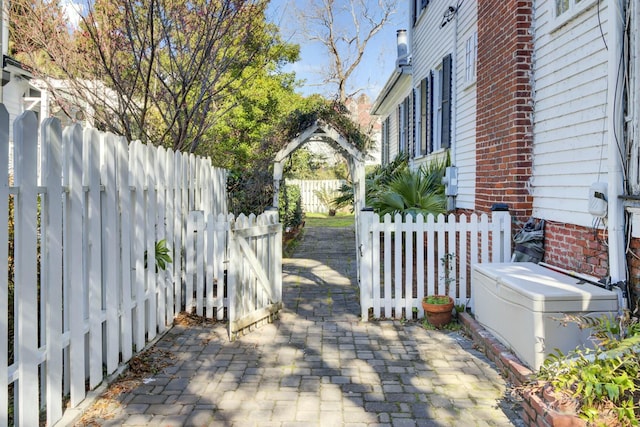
[396,29,410,69]
[397,30,408,57]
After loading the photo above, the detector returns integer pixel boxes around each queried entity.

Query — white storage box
[472,262,618,370]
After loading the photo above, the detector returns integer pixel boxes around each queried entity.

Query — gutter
[371,70,402,116]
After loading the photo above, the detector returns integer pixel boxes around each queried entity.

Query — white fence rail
[1,106,228,426]
[358,210,512,320]
[285,179,345,213]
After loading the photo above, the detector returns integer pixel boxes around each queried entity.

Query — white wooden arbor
[272,120,366,214]
[273,119,368,291]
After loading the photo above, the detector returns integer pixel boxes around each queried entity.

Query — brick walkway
[65,225,523,426]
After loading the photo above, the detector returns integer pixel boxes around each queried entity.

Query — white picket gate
[0,106,229,426]
[184,210,283,341]
[358,210,512,320]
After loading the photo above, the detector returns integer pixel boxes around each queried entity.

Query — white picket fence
[358,210,512,320]
[285,179,345,213]
[0,106,229,426]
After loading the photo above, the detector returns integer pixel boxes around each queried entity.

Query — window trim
[550,0,598,32]
[412,0,430,26]
[464,31,478,86]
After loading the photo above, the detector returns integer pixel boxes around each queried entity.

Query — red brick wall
[628,237,640,310]
[541,221,608,277]
[476,0,534,224]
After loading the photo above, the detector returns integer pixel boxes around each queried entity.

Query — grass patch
[304,212,354,228]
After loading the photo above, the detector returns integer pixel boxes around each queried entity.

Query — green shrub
[533,312,640,425]
[279,183,303,231]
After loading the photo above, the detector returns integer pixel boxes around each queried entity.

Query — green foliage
[363,154,448,218]
[313,187,339,214]
[304,212,354,228]
[12,0,301,154]
[422,295,451,305]
[144,239,173,272]
[284,148,328,179]
[534,312,640,425]
[265,97,372,154]
[333,152,409,211]
[279,184,304,230]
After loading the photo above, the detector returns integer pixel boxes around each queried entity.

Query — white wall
[411,1,477,210]
[532,0,609,227]
[372,72,412,163]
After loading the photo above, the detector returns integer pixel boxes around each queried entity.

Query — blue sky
[267,0,408,100]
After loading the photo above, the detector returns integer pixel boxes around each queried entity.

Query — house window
[421,54,452,155]
[555,0,584,16]
[412,0,430,25]
[552,0,594,29]
[465,32,477,83]
[398,98,410,155]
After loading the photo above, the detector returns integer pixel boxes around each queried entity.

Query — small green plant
[145,239,173,272]
[421,317,461,331]
[279,183,304,231]
[532,312,640,425]
[313,187,338,216]
[423,295,451,305]
[440,252,456,296]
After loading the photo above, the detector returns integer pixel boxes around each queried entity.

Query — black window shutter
[403,97,410,154]
[420,78,427,155]
[427,71,434,154]
[411,0,416,25]
[397,104,402,154]
[385,117,390,164]
[410,90,416,159]
[441,54,452,149]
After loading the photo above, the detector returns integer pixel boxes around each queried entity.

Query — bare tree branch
[295,0,397,103]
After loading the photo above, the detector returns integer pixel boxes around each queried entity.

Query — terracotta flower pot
[422,295,454,327]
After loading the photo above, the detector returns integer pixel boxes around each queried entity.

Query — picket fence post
[358,209,375,321]
[0,105,9,427]
[42,118,64,423]
[14,111,39,426]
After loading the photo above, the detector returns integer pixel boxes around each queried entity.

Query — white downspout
[607,0,627,288]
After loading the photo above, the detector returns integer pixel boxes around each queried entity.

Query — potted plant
[422,253,456,327]
[422,295,455,327]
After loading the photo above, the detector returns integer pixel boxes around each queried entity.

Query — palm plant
[333,153,408,210]
[369,154,448,218]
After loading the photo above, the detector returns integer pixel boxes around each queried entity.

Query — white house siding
[372,72,412,164]
[532,0,609,227]
[452,2,477,210]
[410,2,477,210]
[411,2,456,170]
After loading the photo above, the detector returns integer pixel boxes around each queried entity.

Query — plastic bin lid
[473,262,618,312]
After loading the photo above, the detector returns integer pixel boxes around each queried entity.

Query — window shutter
[420,78,427,155]
[441,54,452,149]
[397,104,402,154]
[384,117,390,164]
[403,97,410,154]
[410,90,416,159]
[427,71,434,154]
